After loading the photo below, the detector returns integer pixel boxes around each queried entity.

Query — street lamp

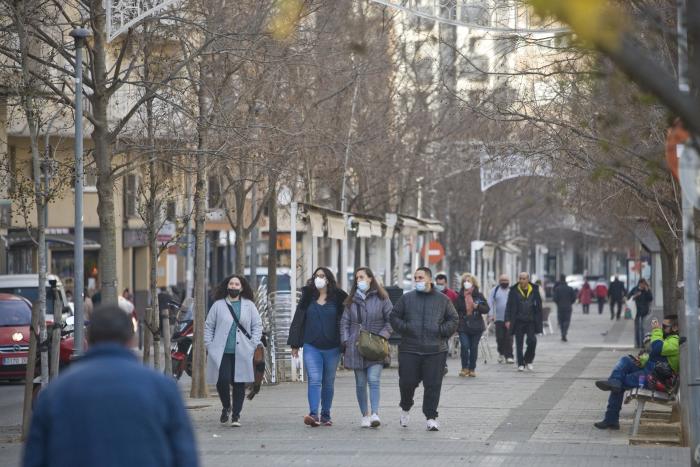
[69,27,90,357]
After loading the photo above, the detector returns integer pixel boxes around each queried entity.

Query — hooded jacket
[390,287,458,355]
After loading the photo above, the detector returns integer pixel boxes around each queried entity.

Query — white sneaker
[400,410,410,427]
[506,358,515,364]
[361,416,371,428]
[370,413,381,428]
[527,363,534,371]
[518,365,525,372]
[497,355,505,364]
[426,419,440,431]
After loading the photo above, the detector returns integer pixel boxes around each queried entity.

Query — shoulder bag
[355,301,389,361]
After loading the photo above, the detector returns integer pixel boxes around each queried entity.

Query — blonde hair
[460,272,480,290]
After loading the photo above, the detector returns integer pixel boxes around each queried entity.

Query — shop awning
[327,216,346,240]
[309,212,324,238]
[7,233,101,250]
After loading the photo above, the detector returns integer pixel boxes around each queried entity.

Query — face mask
[435,284,446,292]
[415,281,426,292]
[500,283,509,289]
[228,288,241,299]
[314,277,327,290]
[357,280,369,292]
[463,281,473,290]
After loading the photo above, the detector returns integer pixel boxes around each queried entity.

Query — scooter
[171,319,193,380]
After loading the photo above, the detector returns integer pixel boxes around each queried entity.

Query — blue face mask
[435,284,445,292]
[415,281,426,292]
[357,280,369,292]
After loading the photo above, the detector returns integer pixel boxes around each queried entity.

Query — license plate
[3,357,27,365]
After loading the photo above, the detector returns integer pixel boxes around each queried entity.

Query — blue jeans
[354,364,383,416]
[459,332,480,370]
[303,344,340,420]
[604,356,646,424]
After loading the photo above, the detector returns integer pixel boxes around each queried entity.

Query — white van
[0,274,71,322]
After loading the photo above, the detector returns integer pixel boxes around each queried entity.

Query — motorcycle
[171,318,193,380]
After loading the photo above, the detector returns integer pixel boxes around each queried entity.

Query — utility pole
[676,2,700,464]
[69,27,90,357]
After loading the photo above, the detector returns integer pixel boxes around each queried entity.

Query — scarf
[517,283,533,298]
[464,288,475,315]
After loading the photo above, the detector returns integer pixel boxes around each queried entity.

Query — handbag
[355,301,389,361]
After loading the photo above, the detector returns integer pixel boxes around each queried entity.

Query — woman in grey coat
[341,267,393,428]
[204,274,262,427]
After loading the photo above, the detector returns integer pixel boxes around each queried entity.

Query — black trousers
[217,353,246,418]
[610,299,623,320]
[398,352,446,419]
[495,321,513,358]
[597,297,605,314]
[582,304,590,314]
[557,307,572,339]
[513,321,537,366]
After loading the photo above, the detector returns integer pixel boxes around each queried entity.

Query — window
[166,200,177,221]
[415,58,434,86]
[460,2,490,27]
[124,174,139,218]
[458,55,489,82]
[84,165,98,191]
[208,175,221,209]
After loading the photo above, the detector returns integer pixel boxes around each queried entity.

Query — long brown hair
[212,274,255,302]
[344,267,388,305]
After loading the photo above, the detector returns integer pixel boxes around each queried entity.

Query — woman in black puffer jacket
[454,273,490,377]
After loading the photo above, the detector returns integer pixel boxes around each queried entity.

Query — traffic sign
[420,240,445,265]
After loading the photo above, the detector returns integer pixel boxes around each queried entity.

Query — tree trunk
[143,307,152,365]
[235,189,246,274]
[21,303,39,440]
[268,182,278,294]
[90,0,118,305]
[190,149,208,398]
[161,313,171,376]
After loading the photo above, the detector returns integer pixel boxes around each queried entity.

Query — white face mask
[463,281,473,290]
[357,280,369,292]
[314,277,327,290]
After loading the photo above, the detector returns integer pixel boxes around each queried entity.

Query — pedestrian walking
[434,273,458,302]
[488,274,514,364]
[504,272,543,372]
[594,315,679,430]
[341,267,393,428]
[594,280,608,315]
[23,305,199,467]
[608,275,626,320]
[204,274,263,427]
[288,267,348,427]
[454,273,489,377]
[390,267,458,431]
[627,278,654,348]
[552,274,576,342]
[578,280,593,314]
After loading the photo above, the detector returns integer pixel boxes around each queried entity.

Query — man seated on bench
[593,314,680,430]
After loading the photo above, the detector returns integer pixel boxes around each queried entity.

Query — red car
[0,293,31,380]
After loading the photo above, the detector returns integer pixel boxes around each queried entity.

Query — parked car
[0,274,71,323]
[0,293,32,380]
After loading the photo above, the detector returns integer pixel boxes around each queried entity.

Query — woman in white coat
[204,274,262,427]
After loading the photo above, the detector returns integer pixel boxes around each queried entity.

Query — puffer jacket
[390,287,458,355]
[454,288,489,335]
[340,290,393,369]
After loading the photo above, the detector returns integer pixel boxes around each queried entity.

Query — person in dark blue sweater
[23,305,198,467]
[288,267,348,427]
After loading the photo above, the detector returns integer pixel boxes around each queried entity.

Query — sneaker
[443,365,449,376]
[594,420,620,430]
[518,365,525,372]
[370,413,381,428]
[304,414,321,427]
[220,407,230,424]
[400,410,410,427]
[506,358,515,364]
[321,417,333,426]
[468,370,476,377]
[561,336,568,342]
[361,416,371,428]
[231,416,241,427]
[426,419,440,431]
[497,355,505,364]
[459,368,468,377]
[595,379,623,393]
[527,364,534,371]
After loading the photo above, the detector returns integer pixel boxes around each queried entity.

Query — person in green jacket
[593,315,680,430]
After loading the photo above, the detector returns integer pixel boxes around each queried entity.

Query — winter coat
[609,279,626,301]
[553,281,577,312]
[440,287,459,304]
[340,290,393,369]
[287,286,348,349]
[578,283,594,305]
[390,287,459,355]
[504,282,544,334]
[454,288,490,335]
[595,283,608,299]
[628,286,653,317]
[204,298,263,385]
[23,344,198,467]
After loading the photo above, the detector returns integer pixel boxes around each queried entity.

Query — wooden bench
[624,385,679,436]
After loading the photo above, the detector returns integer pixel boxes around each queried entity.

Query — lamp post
[70,27,90,357]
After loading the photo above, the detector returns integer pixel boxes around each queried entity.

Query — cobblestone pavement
[0,303,689,466]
